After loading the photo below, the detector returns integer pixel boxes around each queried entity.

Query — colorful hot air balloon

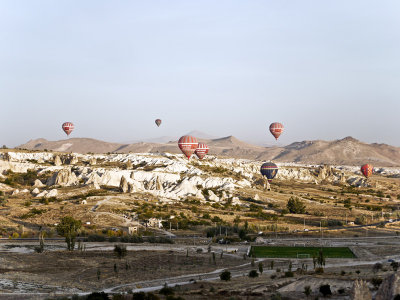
[178,136,198,159]
[269,122,284,140]
[361,164,373,178]
[155,119,162,127]
[195,143,209,160]
[260,162,278,183]
[62,122,74,136]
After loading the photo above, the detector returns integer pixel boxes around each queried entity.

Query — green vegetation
[20,208,47,219]
[250,246,355,258]
[56,216,82,251]
[220,270,231,281]
[286,196,306,214]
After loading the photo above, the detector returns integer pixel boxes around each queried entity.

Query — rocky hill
[18,136,400,167]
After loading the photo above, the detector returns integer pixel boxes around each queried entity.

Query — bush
[392,261,399,272]
[159,285,174,296]
[286,197,306,214]
[220,270,231,281]
[373,263,383,273]
[319,284,332,297]
[372,277,383,289]
[114,244,127,259]
[284,271,294,277]
[86,292,109,300]
[315,267,324,274]
[248,270,258,278]
[86,234,106,242]
[304,285,312,297]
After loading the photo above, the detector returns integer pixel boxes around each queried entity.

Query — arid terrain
[18,135,400,166]
[0,147,400,299]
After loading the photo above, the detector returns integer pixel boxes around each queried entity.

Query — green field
[250,246,355,258]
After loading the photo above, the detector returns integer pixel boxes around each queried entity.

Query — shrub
[392,261,399,272]
[248,270,258,278]
[220,270,231,281]
[341,270,346,275]
[315,267,324,274]
[114,244,127,259]
[286,197,306,214]
[284,271,294,277]
[159,285,174,296]
[87,292,109,300]
[372,277,383,289]
[373,263,383,273]
[319,284,332,297]
[304,285,312,297]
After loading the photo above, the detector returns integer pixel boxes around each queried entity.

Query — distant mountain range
[18,136,400,167]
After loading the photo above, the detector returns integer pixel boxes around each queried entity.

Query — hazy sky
[1,1,400,147]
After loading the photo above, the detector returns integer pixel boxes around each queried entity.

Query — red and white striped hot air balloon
[178,135,198,159]
[269,122,284,140]
[195,143,209,160]
[62,122,74,136]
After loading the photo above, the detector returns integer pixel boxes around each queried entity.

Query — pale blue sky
[1,1,400,147]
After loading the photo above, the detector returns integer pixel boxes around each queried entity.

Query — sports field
[250,246,355,258]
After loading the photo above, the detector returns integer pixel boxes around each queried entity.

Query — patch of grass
[250,246,355,258]
[20,208,47,219]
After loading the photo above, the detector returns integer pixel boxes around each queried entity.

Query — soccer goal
[294,242,306,247]
[297,253,310,259]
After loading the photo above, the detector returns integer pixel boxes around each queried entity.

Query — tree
[319,284,332,297]
[220,270,231,281]
[258,262,263,274]
[248,270,258,278]
[304,285,312,297]
[56,216,81,251]
[286,197,306,214]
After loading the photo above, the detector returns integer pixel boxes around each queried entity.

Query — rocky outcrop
[375,273,400,300]
[54,155,62,166]
[350,280,371,300]
[31,188,40,195]
[207,190,219,202]
[89,157,96,165]
[125,161,132,169]
[47,169,78,186]
[119,176,129,193]
[46,189,58,198]
[33,179,45,188]
[318,165,333,180]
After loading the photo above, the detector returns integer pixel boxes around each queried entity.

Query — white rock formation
[33,179,45,187]
[47,168,78,186]
[36,190,48,198]
[46,189,58,198]
[54,155,62,166]
[207,190,219,202]
[120,176,129,193]
[32,188,40,195]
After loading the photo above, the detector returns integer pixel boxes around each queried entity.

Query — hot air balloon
[155,119,162,127]
[178,135,198,159]
[260,162,278,183]
[195,143,209,160]
[62,122,74,136]
[361,164,373,178]
[269,122,284,140]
